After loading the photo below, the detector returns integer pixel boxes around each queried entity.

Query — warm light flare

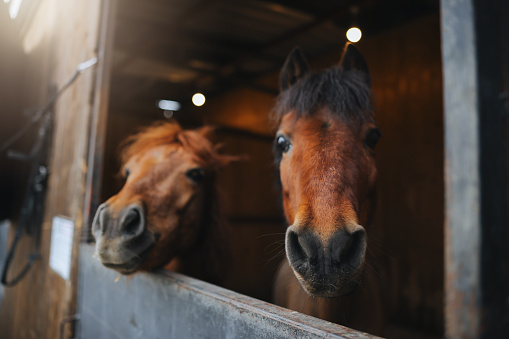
[346,27,362,43]
[192,93,205,107]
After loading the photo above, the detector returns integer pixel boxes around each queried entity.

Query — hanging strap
[0,57,97,287]
[1,117,51,286]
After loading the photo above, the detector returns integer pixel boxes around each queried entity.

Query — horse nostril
[330,228,366,271]
[92,203,109,235]
[287,229,306,263]
[120,205,145,239]
[286,227,322,273]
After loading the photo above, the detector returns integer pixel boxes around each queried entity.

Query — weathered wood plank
[83,0,117,239]
[78,244,380,339]
[441,0,509,337]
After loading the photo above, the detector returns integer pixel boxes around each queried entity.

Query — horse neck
[177,181,230,284]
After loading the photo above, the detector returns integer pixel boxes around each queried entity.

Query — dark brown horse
[92,121,235,284]
[272,44,384,334]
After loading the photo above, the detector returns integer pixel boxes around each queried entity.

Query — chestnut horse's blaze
[92,121,234,283]
[273,44,383,331]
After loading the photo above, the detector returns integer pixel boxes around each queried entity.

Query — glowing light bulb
[346,27,362,43]
[192,93,206,107]
[157,99,181,111]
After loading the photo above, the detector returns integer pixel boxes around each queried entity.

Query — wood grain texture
[79,244,379,339]
[0,1,102,338]
[442,0,509,337]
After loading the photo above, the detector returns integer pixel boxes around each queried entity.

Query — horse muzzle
[92,202,156,274]
[285,224,367,298]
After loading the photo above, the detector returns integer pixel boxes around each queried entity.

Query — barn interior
[100,0,443,338]
[0,0,443,337]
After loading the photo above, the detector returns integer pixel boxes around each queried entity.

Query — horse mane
[120,121,232,171]
[120,121,182,166]
[194,181,232,284]
[119,120,233,283]
[273,66,374,125]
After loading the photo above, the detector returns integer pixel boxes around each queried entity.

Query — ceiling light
[192,93,205,107]
[157,99,181,111]
[346,27,362,43]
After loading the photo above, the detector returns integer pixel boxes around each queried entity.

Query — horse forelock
[177,130,229,172]
[119,121,227,173]
[273,66,374,127]
[120,121,182,167]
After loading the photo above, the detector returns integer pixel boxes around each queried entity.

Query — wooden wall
[0,1,102,338]
[365,14,444,337]
[0,5,29,220]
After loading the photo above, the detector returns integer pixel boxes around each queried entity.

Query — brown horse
[272,44,384,334]
[92,121,235,284]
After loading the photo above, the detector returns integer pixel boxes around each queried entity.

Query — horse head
[92,122,234,279]
[274,44,380,298]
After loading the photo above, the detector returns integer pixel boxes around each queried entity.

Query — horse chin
[103,259,143,275]
[296,276,360,298]
[304,279,361,298]
[98,235,156,275]
[292,268,362,298]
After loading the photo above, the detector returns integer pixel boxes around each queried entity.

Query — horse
[272,43,384,334]
[91,121,236,284]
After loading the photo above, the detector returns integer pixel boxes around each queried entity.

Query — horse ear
[214,149,247,169]
[196,125,217,140]
[339,43,371,87]
[280,47,309,91]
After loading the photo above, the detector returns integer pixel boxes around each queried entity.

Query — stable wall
[0,5,29,220]
[0,1,103,338]
[366,14,444,336]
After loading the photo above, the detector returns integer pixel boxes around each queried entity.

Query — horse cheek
[280,157,297,225]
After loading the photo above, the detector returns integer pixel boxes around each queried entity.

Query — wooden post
[441,0,509,337]
[0,1,103,338]
[83,0,117,238]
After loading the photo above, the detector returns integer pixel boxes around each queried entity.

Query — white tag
[49,216,74,280]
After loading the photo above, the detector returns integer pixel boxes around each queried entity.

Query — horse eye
[124,168,130,178]
[276,135,292,153]
[186,168,205,183]
[365,128,381,149]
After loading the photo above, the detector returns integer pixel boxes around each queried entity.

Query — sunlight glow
[22,0,56,54]
[8,0,22,19]
[192,93,205,107]
[346,27,362,43]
